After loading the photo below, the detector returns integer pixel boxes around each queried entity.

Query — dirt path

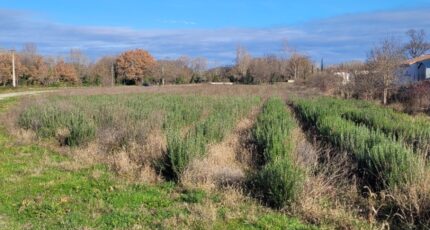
[0,90,56,100]
[181,107,260,190]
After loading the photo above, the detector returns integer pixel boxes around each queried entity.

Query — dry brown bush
[304,72,344,96]
[394,80,430,114]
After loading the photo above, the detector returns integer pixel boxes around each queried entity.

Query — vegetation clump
[166,97,259,180]
[251,98,303,208]
[294,97,421,189]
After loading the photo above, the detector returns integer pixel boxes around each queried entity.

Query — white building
[334,72,351,85]
[399,54,430,84]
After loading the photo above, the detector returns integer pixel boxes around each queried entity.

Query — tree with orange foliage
[21,55,49,85]
[54,60,79,83]
[115,49,156,85]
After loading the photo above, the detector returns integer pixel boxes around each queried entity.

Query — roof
[405,54,430,65]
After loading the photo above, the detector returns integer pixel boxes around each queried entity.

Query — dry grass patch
[290,125,373,228]
[181,108,259,190]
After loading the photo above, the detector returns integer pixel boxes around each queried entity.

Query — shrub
[304,72,343,95]
[252,98,303,208]
[165,129,206,180]
[254,159,303,208]
[395,80,430,114]
[293,98,420,190]
[65,113,96,146]
[18,104,95,146]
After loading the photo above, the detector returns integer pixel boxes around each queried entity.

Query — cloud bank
[0,8,429,65]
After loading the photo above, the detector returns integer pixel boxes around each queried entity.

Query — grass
[0,97,317,229]
[251,98,304,208]
[292,97,430,228]
[298,97,430,156]
[166,96,258,179]
[341,101,430,155]
[293,98,420,190]
[12,86,419,228]
[16,94,259,180]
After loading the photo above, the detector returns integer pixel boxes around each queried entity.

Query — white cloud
[159,20,197,25]
[0,8,429,65]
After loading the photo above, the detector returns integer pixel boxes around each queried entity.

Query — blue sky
[1,1,430,65]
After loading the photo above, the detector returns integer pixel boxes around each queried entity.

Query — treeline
[308,29,430,109]
[0,44,114,86]
[0,43,315,87]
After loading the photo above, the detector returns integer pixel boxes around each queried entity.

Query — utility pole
[111,62,115,87]
[11,49,16,87]
[161,66,165,86]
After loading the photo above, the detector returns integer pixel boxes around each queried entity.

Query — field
[1,84,430,229]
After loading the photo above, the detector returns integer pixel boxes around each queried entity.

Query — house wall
[400,64,419,84]
[399,59,430,84]
[423,60,430,80]
[334,72,351,85]
[418,63,426,81]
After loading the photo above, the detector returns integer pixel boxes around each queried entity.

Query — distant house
[334,72,351,85]
[399,54,430,84]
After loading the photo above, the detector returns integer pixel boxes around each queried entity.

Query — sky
[1,0,430,66]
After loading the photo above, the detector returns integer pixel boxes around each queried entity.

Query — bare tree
[368,38,406,104]
[286,53,313,80]
[69,48,89,66]
[235,46,252,77]
[22,43,37,56]
[190,57,207,74]
[281,40,313,80]
[90,56,116,86]
[154,57,193,84]
[404,29,430,59]
[248,57,272,83]
[69,48,89,81]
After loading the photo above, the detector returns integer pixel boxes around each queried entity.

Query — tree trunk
[383,87,388,105]
[294,66,297,80]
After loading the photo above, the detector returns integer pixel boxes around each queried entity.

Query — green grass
[166,96,259,179]
[341,101,430,155]
[251,98,304,208]
[17,94,260,180]
[297,97,430,155]
[1,97,316,229]
[293,98,420,190]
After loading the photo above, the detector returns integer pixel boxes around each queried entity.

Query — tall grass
[17,94,207,148]
[165,97,259,180]
[293,98,420,190]
[299,97,430,156]
[16,94,260,181]
[18,105,96,146]
[251,98,303,208]
[341,106,430,155]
